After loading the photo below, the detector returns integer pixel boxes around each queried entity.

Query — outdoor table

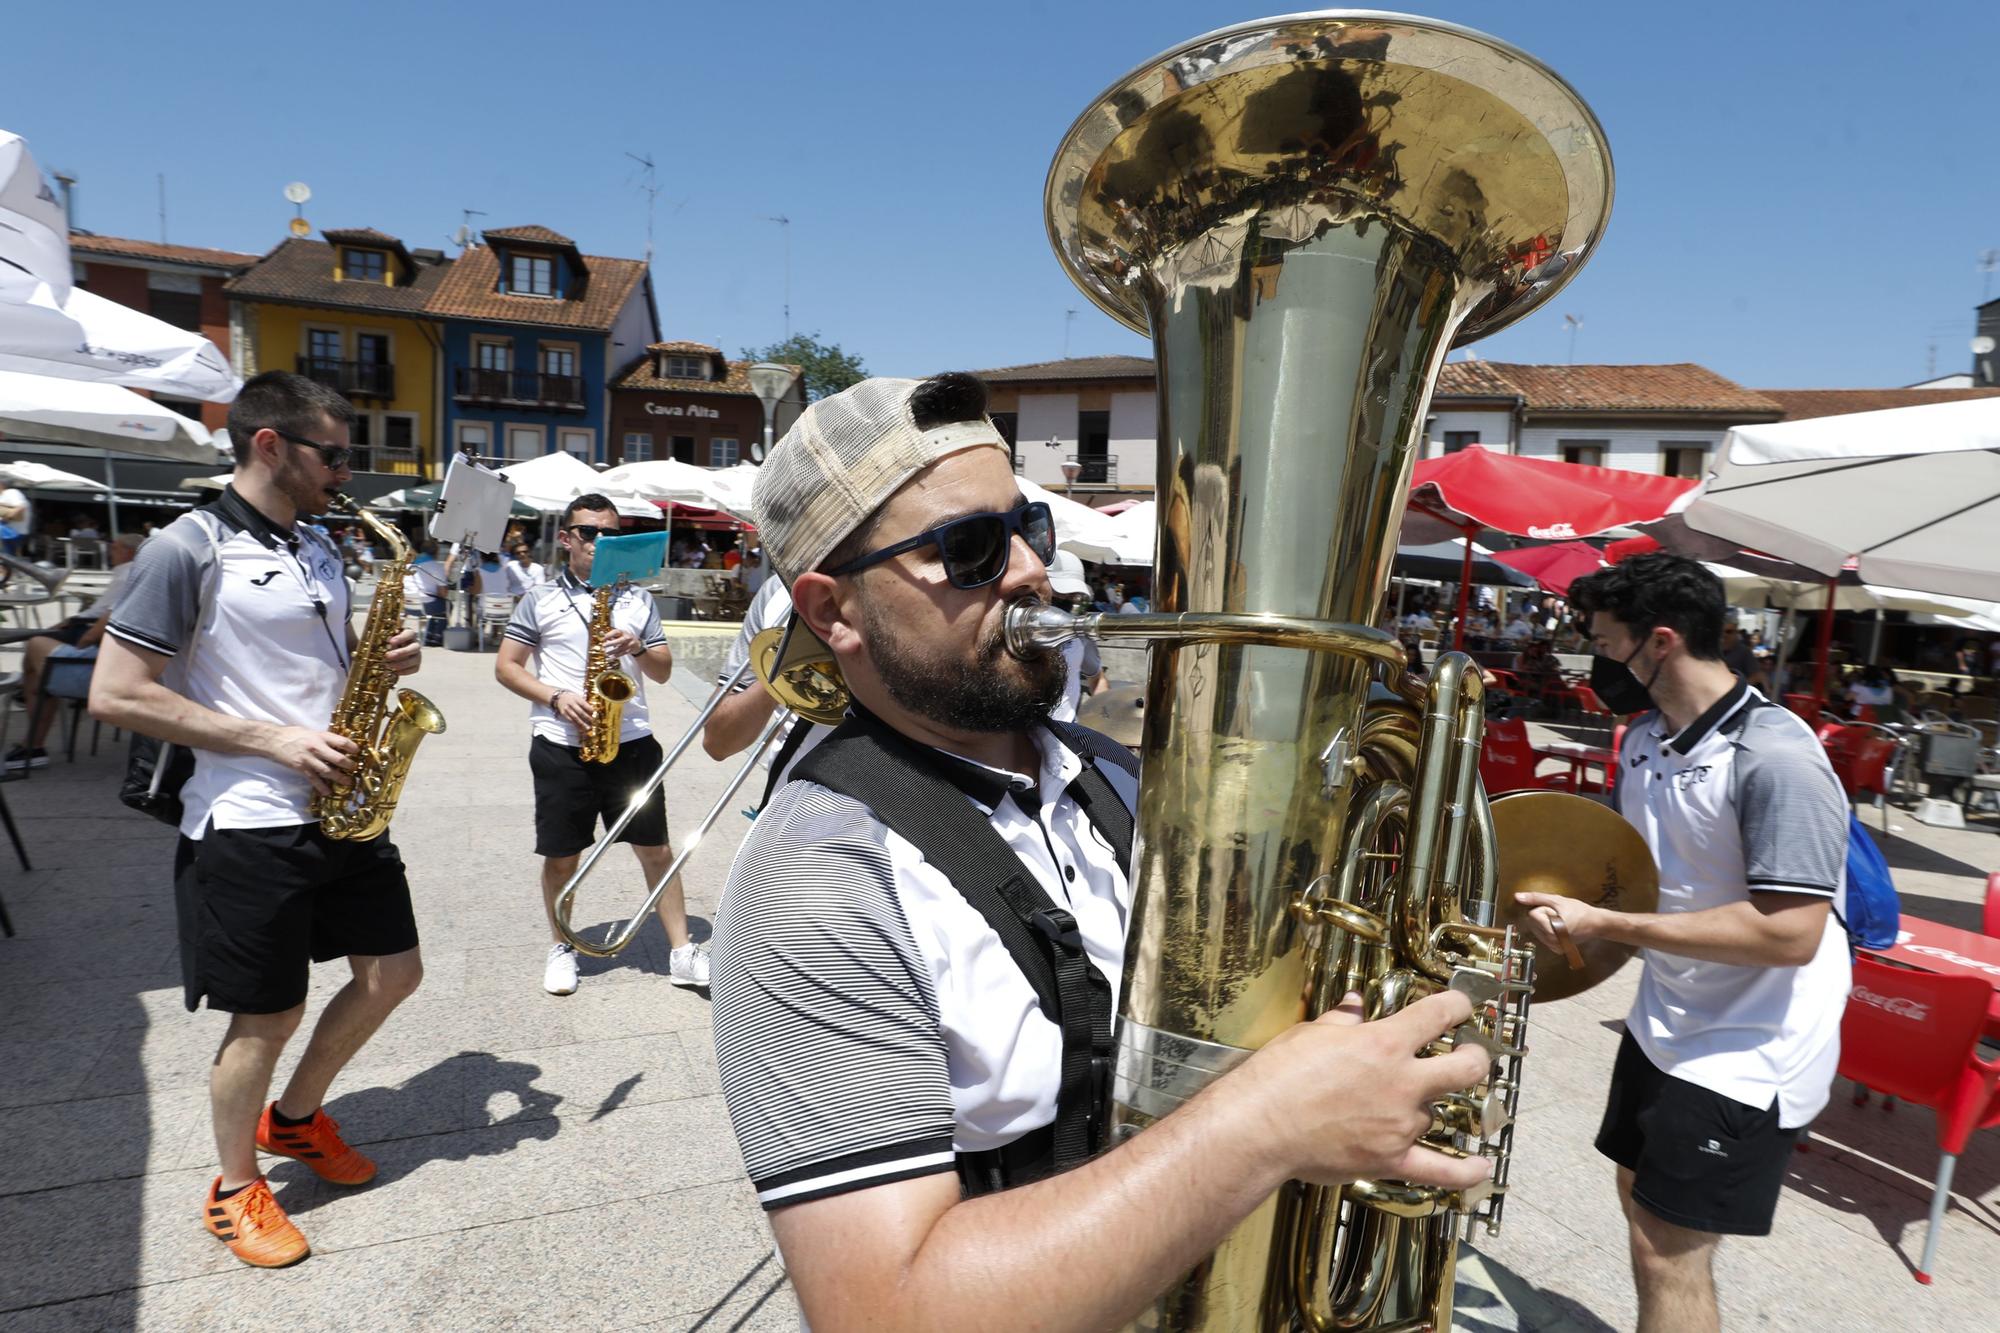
[1530,737,1613,790]
[1860,920,2000,1043]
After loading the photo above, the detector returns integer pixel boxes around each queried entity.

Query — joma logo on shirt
[250,570,281,587]
[1671,765,1713,791]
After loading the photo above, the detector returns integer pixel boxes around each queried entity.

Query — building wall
[1515,422,1728,475]
[608,390,768,467]
[1000,383,1156,493]
[236,301,441,476]
[441,320,607,463]
[1425,408,1515,455]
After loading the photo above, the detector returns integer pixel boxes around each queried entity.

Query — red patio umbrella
[1491,541,1605,596]
[1405,447,1698,646]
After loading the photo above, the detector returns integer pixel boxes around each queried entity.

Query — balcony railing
[297,356,394,399]
[453,367,587,411]
[1064,453,1117,486]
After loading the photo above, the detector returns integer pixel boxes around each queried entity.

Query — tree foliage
[741,332,867,402]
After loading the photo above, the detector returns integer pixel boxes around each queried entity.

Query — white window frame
[1558,439,1607,468]
[709,437,740,468]
[377,411,420,463]
[455,421,493,456]
[303,324,345,362]
[557,428,595,462]
[1661,442,1708,479]
[473,337,512,372]
[663,354,708,380]
[539,342,580,378]
[623,431,653,462]
[506,423,547,460]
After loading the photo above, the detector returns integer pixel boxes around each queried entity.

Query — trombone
[550,620,844,957]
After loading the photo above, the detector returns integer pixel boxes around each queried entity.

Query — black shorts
[47,618,91,647]
[174,824,419,1015]
[1595,1031,1800,1236]
[529,733,668,857]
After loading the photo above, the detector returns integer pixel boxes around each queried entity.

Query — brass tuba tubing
[553,658,782,956]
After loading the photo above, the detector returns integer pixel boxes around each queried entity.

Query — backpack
[1836,811,1900,951]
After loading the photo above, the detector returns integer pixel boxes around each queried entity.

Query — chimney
[52,172,77,231]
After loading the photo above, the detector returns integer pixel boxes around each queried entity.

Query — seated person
[1846,663,1903,720]
[3,537,136,771]
[1512,635,1565,704]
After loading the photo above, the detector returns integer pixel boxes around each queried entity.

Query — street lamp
[1061,459,1081,497]
[746,362,799,463]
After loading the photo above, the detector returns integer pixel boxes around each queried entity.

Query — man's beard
[861,598,1065,734]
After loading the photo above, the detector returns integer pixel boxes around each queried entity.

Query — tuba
[579,583,637,764]
[312,499,447,841]
[1017,12,1614,1330]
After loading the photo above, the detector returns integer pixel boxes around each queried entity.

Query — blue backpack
[1836,811,1900,951]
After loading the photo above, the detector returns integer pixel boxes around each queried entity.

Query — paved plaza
[2,632,1997,1331]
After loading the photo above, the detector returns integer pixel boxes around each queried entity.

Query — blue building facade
[427,225,658,465]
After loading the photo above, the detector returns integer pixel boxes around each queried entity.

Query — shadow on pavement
[270,1050,561,1216]
[686,1248,787,1332]
[1458,1247,1617,1332]
[1868,825,1991,886]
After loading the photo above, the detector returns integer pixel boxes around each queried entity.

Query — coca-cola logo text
[1851,985,1930,1021]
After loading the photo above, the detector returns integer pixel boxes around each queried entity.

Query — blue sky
[12,1,1997,387]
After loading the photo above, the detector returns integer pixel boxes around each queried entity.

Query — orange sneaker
[255,1104,378,1185]
[203,1177,310,1268]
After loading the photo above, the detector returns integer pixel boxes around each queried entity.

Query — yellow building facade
[226,229,454,480]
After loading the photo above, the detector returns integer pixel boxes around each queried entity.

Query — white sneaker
[669,943,711,988]
[543,942,580,995]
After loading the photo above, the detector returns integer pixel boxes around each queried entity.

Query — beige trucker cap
[750,377,1007,583]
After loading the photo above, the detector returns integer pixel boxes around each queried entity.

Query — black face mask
[1590,640,1661,715]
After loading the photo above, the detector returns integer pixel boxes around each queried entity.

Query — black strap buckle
[1031,906,1082,950]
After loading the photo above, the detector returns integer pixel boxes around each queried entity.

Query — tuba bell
[1017,11,1615,1330]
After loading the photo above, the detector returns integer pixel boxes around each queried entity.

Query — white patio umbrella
[0,131,71,299]
[0,370,215,533]
[0,459,108,491]
[700,462,762,522]
[1017,476,1123,550]
[495,451,654,518]
[1683,398,2000,600]
[598,458,717,505]
[1060,499,1155,567]
[0,280,241,401]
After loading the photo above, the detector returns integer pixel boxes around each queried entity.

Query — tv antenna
[1063,308,1078,358]
[283,181,312,238]
[1981,250,1999,301]
[768,215,792,340]
[626,151,660,264]
[450,207,487,251]
[1562,312,1583,364]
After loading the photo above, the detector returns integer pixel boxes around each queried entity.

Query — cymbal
[1076,684,1146,747]
[1488,790,1658,1002]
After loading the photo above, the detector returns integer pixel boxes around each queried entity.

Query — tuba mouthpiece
[1004,601,1097,659]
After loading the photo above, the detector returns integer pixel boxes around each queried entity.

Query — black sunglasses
[275,430,354,471]
[827,500,1056,590]
[565,524,614,542]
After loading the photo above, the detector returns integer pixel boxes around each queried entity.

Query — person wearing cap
[1044,548,1108,722]
[708,371,1492,1332]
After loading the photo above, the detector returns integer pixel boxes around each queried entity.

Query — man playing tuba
[710,374,1492,1332]
[90,371,426,1269]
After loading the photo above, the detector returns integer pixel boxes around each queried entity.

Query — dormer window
[663,355,709,380]
[343,248,387,283]
[509,253,555,297]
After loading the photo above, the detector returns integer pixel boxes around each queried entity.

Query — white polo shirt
[108,488,352,839]
[1615,682,1851,1127]
[503,567,669,747]
[711,723,1138,1209]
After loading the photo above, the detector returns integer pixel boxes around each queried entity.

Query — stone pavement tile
[273,1095,740,1257]
[1455,1234,1627,1333]
[676,1029,722,1099]
[20,922,178,982]
[0,1087,206,1195]
[119,1227,455,1333]
[471,1031,699,1128]
[1,885,174,938]
[0,973,188,1045]
[561,972,719,1043]
[654,1249,797,1333]
[0,1034,113,1109]
[1,1291,140,1331]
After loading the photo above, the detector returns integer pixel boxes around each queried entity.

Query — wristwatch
[549,688,567,710]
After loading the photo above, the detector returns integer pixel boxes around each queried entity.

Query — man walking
[495,494,707,995]
[91,371,427,1268]
[1517,552,1850,1333]
[711,373,1490,1331]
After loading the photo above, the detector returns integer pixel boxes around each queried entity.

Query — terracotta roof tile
[225,237,452,315]
[973,355,1155,383]
[613,355,800,396]
[1758,387,2000,421]
[651,340,721,356]
[481,224,575,247]
[68,232,259,271]
[424,244,648,333]
[319,227,405,247]
[1434,361,1781,415]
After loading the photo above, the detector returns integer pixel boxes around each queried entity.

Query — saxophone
[311,498,447,841]
[578,583,636,764]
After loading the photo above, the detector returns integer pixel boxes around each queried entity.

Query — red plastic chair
[1822,728,1898,806]
[1604,723,1628,797]
[1839,959,2000,1283]
[1982,872,2000,941]
[1479,719,1583,794]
